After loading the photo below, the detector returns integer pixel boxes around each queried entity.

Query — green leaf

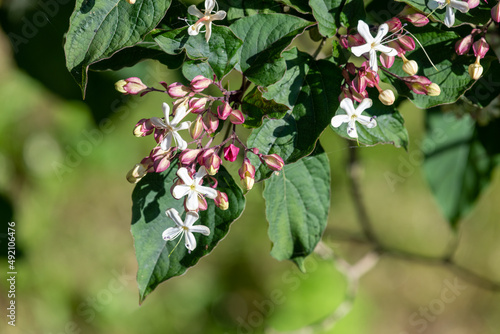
[330,91,409,149]
[131,163,245,302]
[241,87,290,128]
[64,0,171,96]
[218,0,281,20]
[154,25,242,80]
[182,59,215,81]
[230,13,312,87]
[423,110,495,227]
[247,48,343,181]
[380,25,479,109]
[310,0,366,37]
[263,144,330,267]
[277,0,312,14]
[396,0,493,26]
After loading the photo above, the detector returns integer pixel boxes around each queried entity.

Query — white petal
[190,225,210,236]
[177,167,194,185]
[194,166,208,184]
[172,184,191,199]
[444,6,455,27]
[162,227,183,241]
[357,115,377,128]
[171,107,189,126]
[451,0,469,13]
[205,0,216,13]
[172,132,188,151]
[165,208,184,227]
[150,117,166,129]
[356,98,373,114]
[331,114,350,128]
[186,191,199,211]
[188,4,204,18]
[196,185,218,199]
[160,132,173,151]
[373,23,389,44]
[175,121,191,131]
[184,231,197,251]
[184,211,200,227]
[188,23,203,36]
[211,10,226,21]
[204,22,212,42]
[375,44,398,57]
[356,20,373,43]
[351,43,372,57]
[340,98,356,115]
[347,120,358,138]
[162,103,171,124]
[369,49,378,72]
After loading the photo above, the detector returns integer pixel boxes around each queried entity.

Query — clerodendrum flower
[331,98,377,139]
[188,0,226,42]
[151,103,190,151]
[429,0,469,28]
[172,166,218,211]
[162,208,210,252]
[351,20,398,72]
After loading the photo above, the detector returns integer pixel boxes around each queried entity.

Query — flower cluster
[455,31,490,80]
[118,74,284,252]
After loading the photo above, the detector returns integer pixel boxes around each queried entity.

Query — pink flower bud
[455,35,474,56]
[229,109,245,125]
[346,63,357,75]
[223,144,240,162]
[153,156,171,173]
[261,154,284,171]
[203,150,221,175]
[385,17,402,32]
[473,38,489,59]
[133,118,154,137]
[217,102,232,120]
[401,13,429,27]
[202,112,219,134]
[196,196,208,211]
[403,75,432,95]
[352,75,367,94]
[387,41,405,55]
[364,68,380,87]
[189,97,208,113]
[380,54,395,69]
[398,36,415,52]
[493,3,500,23]
[238,158,255,191]
[251,147,259,155]
[190,75,212,92]
[115,77,148,95]
[340,33,365,48]
[179,149,202,165]
[467,0,480,9]
[190,115,204,139]
[167,82,191,98]
[214,191,229,210]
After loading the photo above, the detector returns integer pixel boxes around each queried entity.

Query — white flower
[351,20,398,72]
[188,0,226,42]
[428,0,469,27]
[331,98,377,139]
[172,166,218,211]
[150,103,191,151]
[162,208,210,252]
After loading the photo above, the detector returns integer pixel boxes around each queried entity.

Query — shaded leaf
[242,87,290,128]
[310,0,366,37]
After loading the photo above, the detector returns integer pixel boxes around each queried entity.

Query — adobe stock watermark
[400,277,467,334]
[7,0,73,54]
[229,257,320,334]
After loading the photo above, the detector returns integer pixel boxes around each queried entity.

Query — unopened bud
[380,53,395,69]
[153,156,171,173]
[133,119,154,137]
[167,82,191,98]
[197,196,208,211]
[378,89,395,106]
[426,83,441,96]
[238,158,255,191]
[202,112,219,134]
[403,75,432,95]
[217,102,232,120]
[469,61,483,80]
[229,109,245,125]
[190,75,212,92]
[198,149,221,175]
[492,3,500,23]
[126,163,148,184]
[385,17,402,32]
[126,0,136,4]
[401,13,429,27]
[191,115,204,139]
[402,56,418,76]
[223,144,240,162]
[189,97,208,113]
[467,0,480,9]
[398,36,415,52]
[179,149,202,165]
[214,191,229,210]
[261,154,284,171]
[455,35,474,56]
[473,37,489,59]
[115,77,147,95]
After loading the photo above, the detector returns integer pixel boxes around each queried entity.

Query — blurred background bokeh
[1,1,500,333]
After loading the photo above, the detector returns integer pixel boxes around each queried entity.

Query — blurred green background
[1,1,500,333]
